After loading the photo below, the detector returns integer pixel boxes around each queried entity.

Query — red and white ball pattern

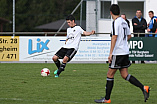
[41,68,50,77]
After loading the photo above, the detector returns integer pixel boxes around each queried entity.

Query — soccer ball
[41,68,50,77]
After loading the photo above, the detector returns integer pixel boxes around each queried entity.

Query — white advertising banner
[19,36,111,61]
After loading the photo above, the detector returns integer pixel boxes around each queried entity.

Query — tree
[0,0,13,32]
[0,0,82,32]
[15,0,81,32]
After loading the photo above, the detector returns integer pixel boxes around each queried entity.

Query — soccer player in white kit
[94,4,150,103]
[52,15,95,77]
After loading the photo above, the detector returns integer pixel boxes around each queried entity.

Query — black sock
[57,62,66,75]
[125,74,144,92]
[54,60,60,69]
[105,77,114,100]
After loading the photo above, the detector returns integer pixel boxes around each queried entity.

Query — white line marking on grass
[0,98,47,102]
[0,98,22,101]
[55,100,95,104]
[0,98,95,104]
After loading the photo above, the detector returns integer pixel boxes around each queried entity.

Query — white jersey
[111,17,131,55]
[63,26,84,51]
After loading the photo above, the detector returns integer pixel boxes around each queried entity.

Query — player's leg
[95,55,118,103]
[55,48,77,77]
[56,56,69,76]
[105,68,117,100]
[119,68,128,79]
[120,68,144,92]
[95,68,117,103]
[52,55,60,69]
[120,68,150,102]
[53,48,67,75]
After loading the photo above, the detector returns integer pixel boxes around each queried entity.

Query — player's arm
[108,35,117,63]
[83,30,95,36]
[127,35,131,41]
[126,24,131,41]
[65,39,68,44]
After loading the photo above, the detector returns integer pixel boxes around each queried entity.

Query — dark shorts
[109,55,131,69]
[55,47,77,62]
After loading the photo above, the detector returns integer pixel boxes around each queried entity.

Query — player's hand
[91,30,95,35]
[134,23,138,25]
[108,54,112,63]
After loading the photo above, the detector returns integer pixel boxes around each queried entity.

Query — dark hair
[66,15,75,22]
[149,11,154,14]
[121,14,126,18]
[136,10,142,13]
[110,4,120,15]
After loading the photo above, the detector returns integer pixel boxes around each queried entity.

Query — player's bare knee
[63,57,69,63]
[119,68,128,79]
[107,71,114,78]
[52,55,58,61]
[121,74,128,79]
[121,74,126,79]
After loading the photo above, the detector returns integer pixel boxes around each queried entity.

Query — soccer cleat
[143,86,150,102]
[94,97,111,103]
[54,69,58,75]
[55,74,59,78]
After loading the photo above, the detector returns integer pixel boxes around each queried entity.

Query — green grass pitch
[0,63,156,104]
